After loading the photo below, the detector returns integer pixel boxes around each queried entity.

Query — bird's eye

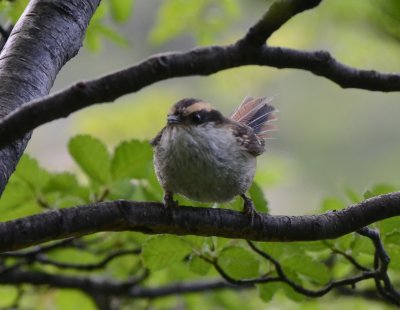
[191,113,202,124]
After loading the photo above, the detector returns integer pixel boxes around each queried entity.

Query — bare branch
[1,238,75,258]
[358,227,400,305]
[0,269,249,298]
[243,0,322,45]
[0,1,399,149]
[34,249,141,271]
[323,241,370,272]
[1,193,400,252]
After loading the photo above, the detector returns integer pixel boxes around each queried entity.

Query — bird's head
[166,98,224,126]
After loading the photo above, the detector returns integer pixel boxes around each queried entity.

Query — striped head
[167,98,224,126]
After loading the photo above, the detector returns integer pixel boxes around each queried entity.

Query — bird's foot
[241,194,263,224]
[164,191,178,208]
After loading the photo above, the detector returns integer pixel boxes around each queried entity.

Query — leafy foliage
[1,133,400,308]
[1,0,400,308]
[149,0,241,45]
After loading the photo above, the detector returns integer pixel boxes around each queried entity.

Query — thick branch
[0,44,399,149]
[1,192,400,252]
[0,0,100,194]
[0,1,399,149]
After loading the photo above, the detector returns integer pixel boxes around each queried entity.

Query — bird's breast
[153,124,256,202]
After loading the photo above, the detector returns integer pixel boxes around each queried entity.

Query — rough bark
[0,0,100,194]
[0,192,399,252]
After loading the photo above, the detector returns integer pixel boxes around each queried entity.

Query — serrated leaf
[43,172,89,200]
[14,155,50,192]
[68,135,111,184]
[109,0,134,22]
[188,255,211,275]
[141,235,191,271]
[111,140,153,180]
[218,246,259,279]
[281,254,330,284]
[248,182,268,213]
[363,183,397,199]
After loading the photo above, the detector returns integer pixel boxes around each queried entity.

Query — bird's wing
[150,127,166,147]
[230,122,266,156]
[230,96,277,139]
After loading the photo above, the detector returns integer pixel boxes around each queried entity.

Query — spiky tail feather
[230,96,277,139]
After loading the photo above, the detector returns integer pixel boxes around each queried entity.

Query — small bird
[150,96,277,217]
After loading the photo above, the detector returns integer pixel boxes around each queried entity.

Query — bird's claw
[164,192,178,208]
[242,194,263,224]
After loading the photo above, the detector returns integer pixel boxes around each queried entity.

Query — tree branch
[33,249,141,271]
[0,0,100,194]
[0,269,248,298]
[1,192,400,252]
[0,0,399,149]
[242,0,322,45]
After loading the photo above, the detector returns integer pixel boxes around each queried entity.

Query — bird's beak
[167,114,181,125]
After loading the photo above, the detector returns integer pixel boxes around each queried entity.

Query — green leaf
[111,139,153,180]
[188,255,211,275]
[84,29,102,51]
[141,235,191,271]
[363,183,397,199]
[109,0,134,22]
[384,231,400,245]
[386,244,400,270]
[257,283,280,302]
[43,172,89,200]
[281,282,306,302]
[335,233,356,252]
[55,289,96,310]
[281,254,330,284]
[248,182,268,213]
[108,179,135,200]
[0,286,18,308]
[0,178,35,212]
[352,235,375,255]
[68,135,111,184]
[257,242,286,259]
[218,246,259,279]
[96,24,130,46]
[378,217,400,235]
[14,155,50,192]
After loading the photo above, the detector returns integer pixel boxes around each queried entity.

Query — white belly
[153,124,256,202]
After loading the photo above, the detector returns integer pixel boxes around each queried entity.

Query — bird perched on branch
[151,96,277,217]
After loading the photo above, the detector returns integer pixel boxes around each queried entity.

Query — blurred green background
[1,0,400,309]
[24,0,400,215]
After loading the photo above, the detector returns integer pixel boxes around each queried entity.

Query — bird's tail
[230,96,278,139]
